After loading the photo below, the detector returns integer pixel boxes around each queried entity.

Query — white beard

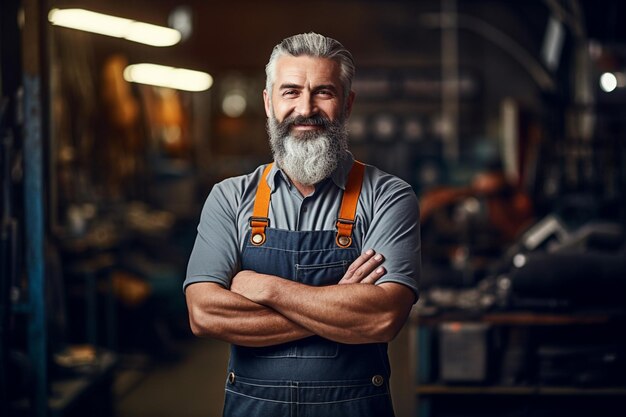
[268,116,348,186]
[279,134,336,185]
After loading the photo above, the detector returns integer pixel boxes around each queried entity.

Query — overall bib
[223,162,396,417]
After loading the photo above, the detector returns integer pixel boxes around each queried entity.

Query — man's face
[263,55,354,129]
[263,55,355,186]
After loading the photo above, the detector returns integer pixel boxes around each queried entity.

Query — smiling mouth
[292,123,323,130]
[284,115,329,134]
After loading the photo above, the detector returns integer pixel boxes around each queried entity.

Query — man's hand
[230,270,270,302]
[227,249,414,344]
[338,249,386,285]
[185,281,313,346]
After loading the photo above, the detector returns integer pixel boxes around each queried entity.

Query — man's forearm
[186,282,312,347]
[231,273,414,344]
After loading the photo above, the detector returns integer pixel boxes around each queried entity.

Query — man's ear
[263,89,271,118]
[344,91,356,118]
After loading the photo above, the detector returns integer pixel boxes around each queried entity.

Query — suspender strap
[336,161,365,248]
[249,163,273,246]
[248,161,365,248]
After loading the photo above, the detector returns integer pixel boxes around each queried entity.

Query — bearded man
[184,32,421,417]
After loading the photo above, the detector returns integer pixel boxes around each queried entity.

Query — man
[184,32,420,417]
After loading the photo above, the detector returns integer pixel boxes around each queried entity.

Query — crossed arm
[185,250,415,346]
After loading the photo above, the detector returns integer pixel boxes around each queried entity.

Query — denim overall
[223,163,395,417]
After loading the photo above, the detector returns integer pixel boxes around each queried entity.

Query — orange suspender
[249,161,366,248]
[335,161,365,248]
[249,163,273,246]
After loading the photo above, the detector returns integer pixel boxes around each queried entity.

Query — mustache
[271,114,335,139]
[284,114,331,128]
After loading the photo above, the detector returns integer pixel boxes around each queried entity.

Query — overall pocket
[295,260,348,286]
[292,257,353,358]
[295,335,339,358]
[224,374,292,417]
[249,334,339,358]
[251,341,297,358]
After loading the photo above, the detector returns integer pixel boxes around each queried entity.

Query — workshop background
[2,0,625,416]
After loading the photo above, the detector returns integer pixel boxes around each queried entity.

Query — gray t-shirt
[184,153,421,299]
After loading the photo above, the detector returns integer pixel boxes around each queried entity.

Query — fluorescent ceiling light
[48,8,181,47]
[123,63,213,92]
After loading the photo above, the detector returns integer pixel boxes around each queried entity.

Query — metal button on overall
[338,236,351,247]
[372,375,384,387]
[251,234,264,245]
[228,372,236,384]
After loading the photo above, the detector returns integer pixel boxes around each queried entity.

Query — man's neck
[277,166,318,197]
[291,179,315,197]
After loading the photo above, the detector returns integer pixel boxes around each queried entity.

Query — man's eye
[283,90,298,96]
[316,90,333,97]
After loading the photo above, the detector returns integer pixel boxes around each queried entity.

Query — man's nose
[295,92,317,117]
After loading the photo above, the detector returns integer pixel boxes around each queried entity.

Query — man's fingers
[349,249,376,272]
[360,266,386,284]
[341,249,375,281]
[339,250,385,284]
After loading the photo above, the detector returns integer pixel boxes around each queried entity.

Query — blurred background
[2,0,626,416]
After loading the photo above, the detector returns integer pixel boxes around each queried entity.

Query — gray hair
[265,32,355,99]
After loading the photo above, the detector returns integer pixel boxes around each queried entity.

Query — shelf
[414,311,622,326]
[10,351,117,417]
[412,309,626,417]
[49,351,117,416]
[416,384,626,396]
[481,312,613,326]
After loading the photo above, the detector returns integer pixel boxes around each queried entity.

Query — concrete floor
[114,338,230,417]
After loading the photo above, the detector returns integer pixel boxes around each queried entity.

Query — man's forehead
[274,55,341,85]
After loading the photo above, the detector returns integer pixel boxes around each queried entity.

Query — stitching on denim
[226,389,389,405]
[297,392,389,405]
[253,354,297,358]
[298,383,373,389]
[234,383,291,389]
[244,244,359,254]
[295,261,348,270]
[225,389,291,404]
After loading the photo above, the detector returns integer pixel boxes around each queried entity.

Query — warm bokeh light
[48,8,181,47]
[123,63,213,92]
[600,72,618,92]
[222,92,247,117]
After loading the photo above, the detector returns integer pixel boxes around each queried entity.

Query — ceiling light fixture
[123,63,213,92]
[48,8,181,47]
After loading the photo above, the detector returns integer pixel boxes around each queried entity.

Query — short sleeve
[361,172,421,301]
[184,181,242,292]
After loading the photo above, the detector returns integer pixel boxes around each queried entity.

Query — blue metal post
[24,73,47,417]
[22,0,48,414]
